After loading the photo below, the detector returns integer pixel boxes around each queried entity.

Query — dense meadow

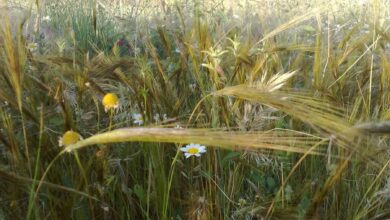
[0,0,389,219]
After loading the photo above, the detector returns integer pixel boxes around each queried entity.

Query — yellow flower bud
[102,93,119,112]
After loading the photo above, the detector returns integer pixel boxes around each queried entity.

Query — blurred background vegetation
[0,0,389,219]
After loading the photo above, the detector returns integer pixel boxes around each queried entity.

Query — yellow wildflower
[102,93,119,112]
[58,130,83,147]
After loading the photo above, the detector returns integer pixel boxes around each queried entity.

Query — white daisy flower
[132,113,144,125]
[58,130,83,147]
[180,143,206,158]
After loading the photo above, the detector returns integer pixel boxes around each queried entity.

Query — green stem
[162,147,181,219]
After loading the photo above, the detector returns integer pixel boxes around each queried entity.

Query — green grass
[0,0,389,219]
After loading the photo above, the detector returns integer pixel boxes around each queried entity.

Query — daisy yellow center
[102,93,119,108]
[188,148,199,154]
[62,131,80,146]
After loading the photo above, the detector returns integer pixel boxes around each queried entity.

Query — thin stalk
[162,147,181,219]
[74,152,96,220]
[26,105,44,219]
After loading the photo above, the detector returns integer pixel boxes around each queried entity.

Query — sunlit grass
[0,0,389,219]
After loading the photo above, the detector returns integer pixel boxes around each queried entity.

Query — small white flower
[180,143,206,158]
[132,113,144,125]
[42,16,51,22]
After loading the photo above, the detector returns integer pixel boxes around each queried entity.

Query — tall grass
[0,0,389,219]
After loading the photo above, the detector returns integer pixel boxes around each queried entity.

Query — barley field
[0,0,389,219]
